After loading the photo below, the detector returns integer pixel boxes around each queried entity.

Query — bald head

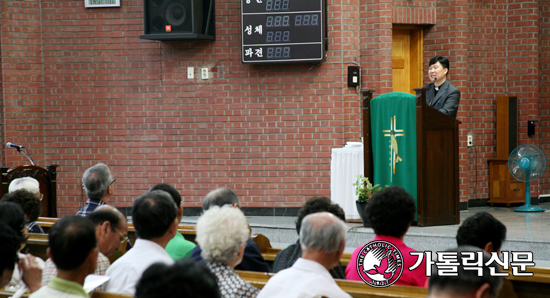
[88,205,125,229]
[87,205,128,257]
[300,212,347,253]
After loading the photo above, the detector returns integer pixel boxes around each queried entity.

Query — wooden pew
[0,290,132,298]
[91,293,133,298]
[237,268,550,298]
[236,270,428,298]
[36,217,197,243]
[25,233,48,261]
[505,267,550,298]
[252,233,352,267]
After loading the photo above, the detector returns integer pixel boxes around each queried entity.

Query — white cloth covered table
[330,146,364,220]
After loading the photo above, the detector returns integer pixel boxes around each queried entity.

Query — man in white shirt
[104,190,178,295]
[257,212,352,298]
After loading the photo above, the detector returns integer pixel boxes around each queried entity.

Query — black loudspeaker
[143,0,204,36]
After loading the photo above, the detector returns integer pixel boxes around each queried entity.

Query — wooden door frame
[392,25,423,91]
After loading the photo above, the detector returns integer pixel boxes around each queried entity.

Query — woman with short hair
[196,205,259,298]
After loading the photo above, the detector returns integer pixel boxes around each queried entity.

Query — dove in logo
[356,241,404,287]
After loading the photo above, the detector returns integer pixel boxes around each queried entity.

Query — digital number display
[294,14,318,26]
[242,0,325,63]
[266,46,291,58]
[266,15,290,27]
[265,0,289,11]
[242,44,323,62]
[242,0,321,13]
[266,31,290,43]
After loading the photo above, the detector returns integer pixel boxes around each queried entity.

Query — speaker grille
[166,1,188,27]
[144,0,204,34]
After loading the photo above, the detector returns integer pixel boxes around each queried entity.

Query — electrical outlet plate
[201,68,208,80]
[187,67,194,79]
[467,135,473,147]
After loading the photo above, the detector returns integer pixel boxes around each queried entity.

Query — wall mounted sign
[241,0,326,64]
[85,0,120,8]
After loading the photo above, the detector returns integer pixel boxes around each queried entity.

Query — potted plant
[353,175,381,227]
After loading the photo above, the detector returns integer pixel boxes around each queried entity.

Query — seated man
[190,187,271,272]
[77,163,115,216]
[273,196,346,279]
[345,186,427,287]
[135,259,221,298]
[6,177,44,233]
[150,183,196,260]
[105,190,178,295]
[429,246,503,298]
[42,205,128,291]
[257,212,352,298]
[30,216,98,298]
[456,212,516,298]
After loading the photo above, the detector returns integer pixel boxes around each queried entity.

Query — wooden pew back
[0,290,132,298]
[235,270,429,298]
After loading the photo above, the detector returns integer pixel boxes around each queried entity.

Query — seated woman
[196,205,259,298]
[0,202,43,293]
[345,186,428,287]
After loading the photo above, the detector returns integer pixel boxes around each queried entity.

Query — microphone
[6,142,26,149]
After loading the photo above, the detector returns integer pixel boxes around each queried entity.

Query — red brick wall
[360,0,393,94]
[508,0,543,196]
[1,0,548,215]
[423,0,470,200]
[0,0,47,165]
[540,1,550,191]
[464,0,508,201]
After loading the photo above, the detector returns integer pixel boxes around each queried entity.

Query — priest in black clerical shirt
[423,56,461,118]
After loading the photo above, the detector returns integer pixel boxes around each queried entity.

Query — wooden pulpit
[362,88,461,226]
[0,165,59,217]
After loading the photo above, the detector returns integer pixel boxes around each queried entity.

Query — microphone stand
[15,147,35,166]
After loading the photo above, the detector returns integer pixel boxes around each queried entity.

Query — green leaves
[353,175,381,202]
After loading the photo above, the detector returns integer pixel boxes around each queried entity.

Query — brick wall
[0,0,46,164]
[1,0,548,215]
[423,0,470,200]
[465,0,507,201]
[539,1,550,190]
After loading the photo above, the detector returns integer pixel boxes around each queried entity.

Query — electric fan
[508,145,546,212]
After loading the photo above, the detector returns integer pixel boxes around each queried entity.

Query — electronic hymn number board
[241,0,326,64]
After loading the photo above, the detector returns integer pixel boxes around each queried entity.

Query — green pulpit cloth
[370,92,418,216]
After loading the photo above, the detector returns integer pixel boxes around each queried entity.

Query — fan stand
[514,179,546,212]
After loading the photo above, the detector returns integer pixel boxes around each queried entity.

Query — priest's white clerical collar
[434,86,439,91]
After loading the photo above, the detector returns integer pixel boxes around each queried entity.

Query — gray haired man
[257,212,352,298]
[77,163,115,216]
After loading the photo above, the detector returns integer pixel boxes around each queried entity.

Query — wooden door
[392,26,423,94]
